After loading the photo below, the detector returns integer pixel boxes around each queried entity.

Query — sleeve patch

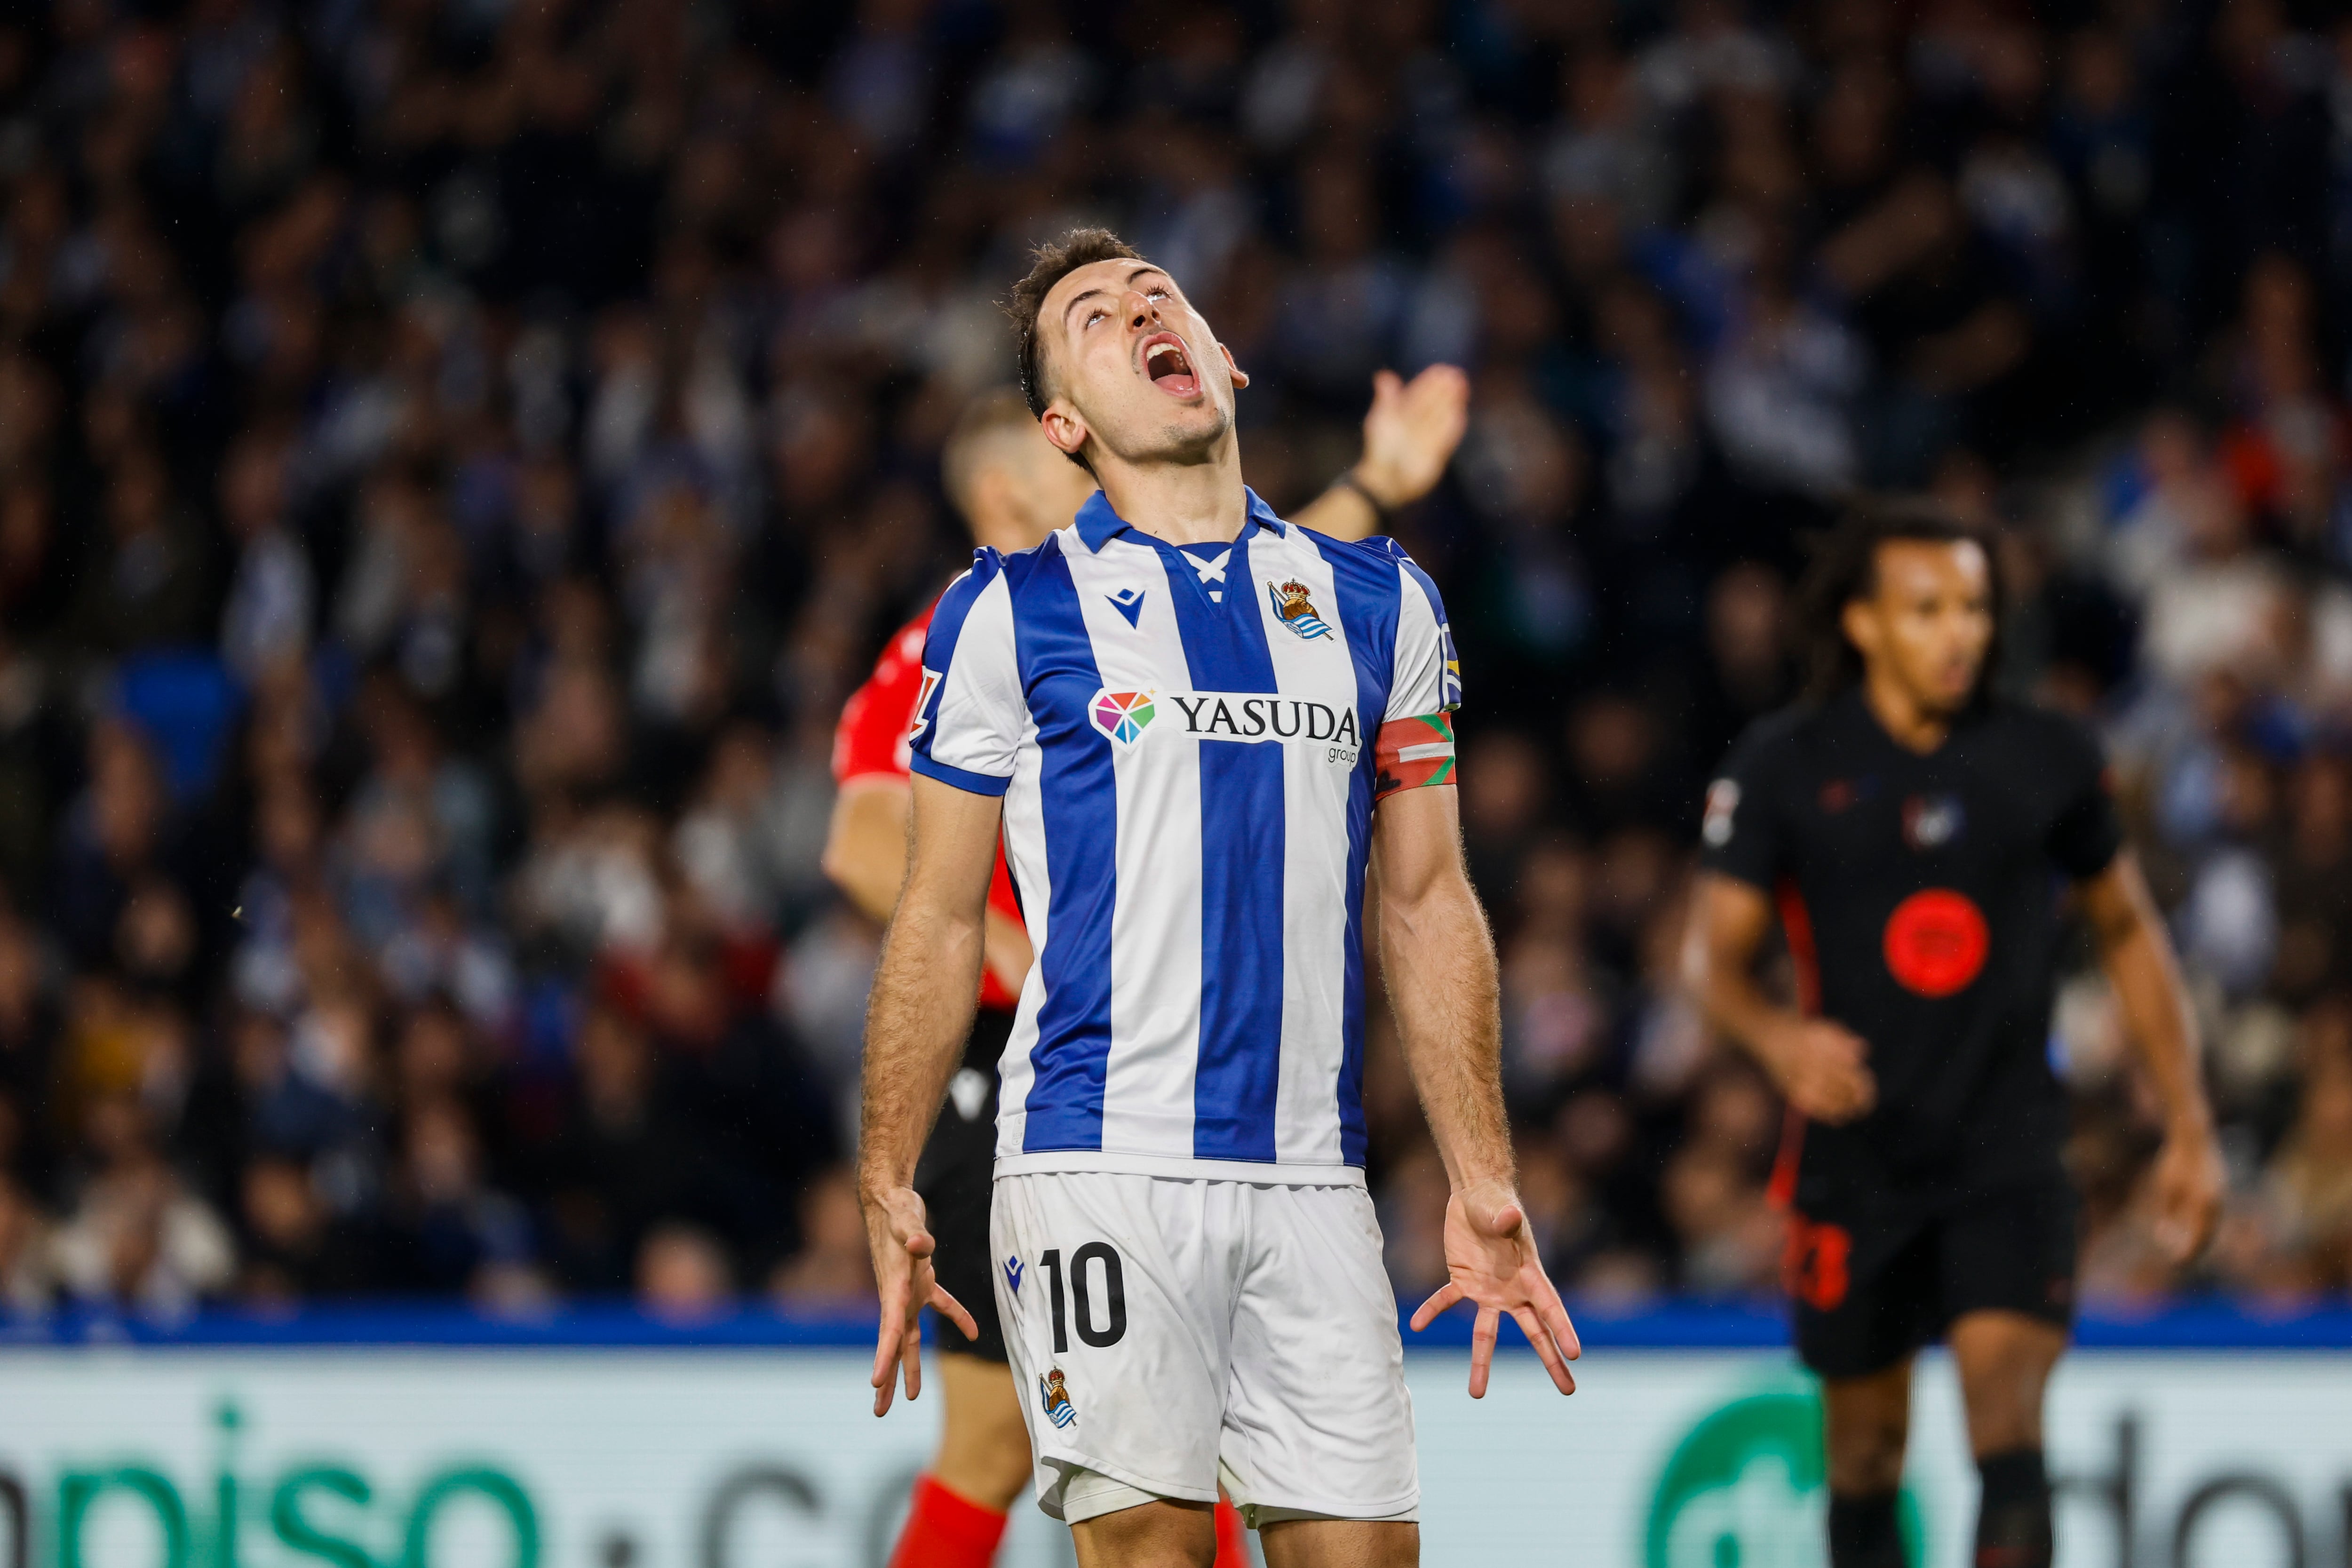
[1374,713,1456,800]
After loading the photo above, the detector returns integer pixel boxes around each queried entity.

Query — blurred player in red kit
[1685,503,2225,1568]
[828,366,1469,1568]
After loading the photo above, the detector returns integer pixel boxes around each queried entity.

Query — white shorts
[990,1171,1420,1527]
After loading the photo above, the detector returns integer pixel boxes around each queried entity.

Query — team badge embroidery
[1902,793,1965,850]
[1267,579,1334,641]
[1039,1368,1077,1429]
[1090,689,1157,746]
[1003,1255,1023,1296]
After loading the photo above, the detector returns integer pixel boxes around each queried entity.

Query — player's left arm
[1291,366,1470,541]
[2076,851,2225,1263]
[1374,783,1581,1398]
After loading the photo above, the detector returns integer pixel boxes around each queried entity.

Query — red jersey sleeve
[832,610,935,786]
[831,601,1028,1013]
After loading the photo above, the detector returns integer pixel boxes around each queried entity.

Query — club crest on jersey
[1903,793,1966,851]
[1003,1255,1023,1296]
[1039,1368,1077,1428]
[1091,689,1157,746]
[1268,579,1334,641]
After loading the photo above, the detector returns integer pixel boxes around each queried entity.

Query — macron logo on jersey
[1088,687,1361,753]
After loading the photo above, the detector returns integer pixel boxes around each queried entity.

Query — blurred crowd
[2,0,2352,1321]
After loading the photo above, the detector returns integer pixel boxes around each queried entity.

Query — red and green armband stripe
[1373,713,1457,799]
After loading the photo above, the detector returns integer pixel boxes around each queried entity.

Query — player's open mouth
[1141,333,1200,398]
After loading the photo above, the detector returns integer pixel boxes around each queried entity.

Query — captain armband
[1372,713,1457,801]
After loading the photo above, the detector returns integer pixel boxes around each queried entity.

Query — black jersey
[1700,688,2123,1202]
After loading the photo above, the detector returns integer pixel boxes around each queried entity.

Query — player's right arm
[823,777,1034,995]
[859,772,995,1415]
[1683,752,1877,1123]
[1684,876,1876,1122]
[856,550,1025,1416]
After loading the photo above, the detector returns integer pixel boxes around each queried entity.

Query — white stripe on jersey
[996,702,1049,1154]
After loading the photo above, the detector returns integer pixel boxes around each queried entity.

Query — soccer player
[856,227,1579,1568]
[829,372,1471,1568]
[1683,504,2225,1568]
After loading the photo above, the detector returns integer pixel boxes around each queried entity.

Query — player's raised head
[1803,499,2001,718]
[941,386,1097,554]
[1005,227,1248,476]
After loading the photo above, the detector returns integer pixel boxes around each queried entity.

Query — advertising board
[1,1344,2346,1567]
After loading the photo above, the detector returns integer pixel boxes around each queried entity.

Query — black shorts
[1786,1174,2078,1380]
[912,1008,1013,1363]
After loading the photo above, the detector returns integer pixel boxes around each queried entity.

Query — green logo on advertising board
[1644,1389,1926,1568]
[37,1400,541,1568]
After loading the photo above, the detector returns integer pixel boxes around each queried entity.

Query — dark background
[0,0,2346,1318]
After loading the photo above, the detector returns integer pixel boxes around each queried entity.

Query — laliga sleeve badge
[1702,779,1740,846]
[1040,1368,1078,1429]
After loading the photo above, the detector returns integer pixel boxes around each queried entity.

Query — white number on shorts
[1039,1243,1128,1352]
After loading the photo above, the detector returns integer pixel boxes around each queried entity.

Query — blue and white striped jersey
[908,488,1461,1184]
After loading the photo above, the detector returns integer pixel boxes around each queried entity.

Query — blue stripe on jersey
[908,549,1004,768]
[1312,535,1406,1165]
[1161,531,1284,1162]
[1012,540,1118,1154]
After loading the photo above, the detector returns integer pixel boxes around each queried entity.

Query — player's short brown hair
[939,387,1039,516]
[1798,496,2006,706]
[1006,227,1144,422]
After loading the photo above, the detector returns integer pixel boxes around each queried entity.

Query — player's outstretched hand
[1761,1018,1877,1124]
[862,1182,980,1417]
[2147,1125,2225,1265]
[1409,1185,1581,1400]
[1352,365,1471,511]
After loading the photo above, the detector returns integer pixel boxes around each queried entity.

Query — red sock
[888,1475,1008,1568]
[1213,1496,1249,1567]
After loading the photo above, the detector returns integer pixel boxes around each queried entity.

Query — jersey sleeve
[1697,723,1788,891]
[2045,717,2124,879]
[831,616,931,786]
[1374,549,1462,800]
[908,549,1024,797]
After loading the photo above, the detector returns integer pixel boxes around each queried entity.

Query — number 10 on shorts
[1041,1243,1128,1353]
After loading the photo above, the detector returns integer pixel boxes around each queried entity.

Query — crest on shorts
[1039,1367,1077,1429]
[1267,579,1334,641]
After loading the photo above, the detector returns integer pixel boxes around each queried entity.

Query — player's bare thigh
[1069,1499,1218,1568]
[1070,1504,1419,1568]
[1947,1309,2066,1458]
[1261,1518,1418,1567]
[930,1354,1034,1511]
[1820,1356,1913,1495]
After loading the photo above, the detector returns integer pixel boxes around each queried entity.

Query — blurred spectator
[638,1221,735,1322]
[769,1167,877,1312]
[0,0,2342,1322]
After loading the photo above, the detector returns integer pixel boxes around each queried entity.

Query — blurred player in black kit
[1683,504,2225,1568]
